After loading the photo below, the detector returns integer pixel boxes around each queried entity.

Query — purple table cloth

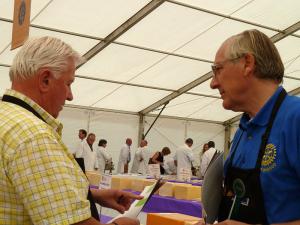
[100,214,112,223]
[143,194,201,217]
[125,190,201,218]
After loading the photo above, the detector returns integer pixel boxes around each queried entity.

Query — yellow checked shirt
[0,89,91,225]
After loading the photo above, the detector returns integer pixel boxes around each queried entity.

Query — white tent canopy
[1,0,300,124]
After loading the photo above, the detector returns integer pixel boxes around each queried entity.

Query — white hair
[9,36,85,81]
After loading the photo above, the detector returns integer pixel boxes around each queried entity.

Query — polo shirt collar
[240,86,284,128]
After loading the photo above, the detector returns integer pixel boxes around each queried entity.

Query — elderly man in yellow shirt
[0,37,141,225]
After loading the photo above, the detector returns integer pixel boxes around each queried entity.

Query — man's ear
[243,53,255,77]
[38,69,53,92]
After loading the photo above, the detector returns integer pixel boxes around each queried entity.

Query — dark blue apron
[218,89,286,224]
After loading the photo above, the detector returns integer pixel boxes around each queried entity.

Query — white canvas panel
[88,111,139,167]
[92,85,170,112]
[32,0,150,37]
[144,116,225,166]
[144,116,186,155]
[0,27,98,65]
[0,21,12,55]
[0,0,51,20]
[282,78,300,92]
[285,59,300,79]
[232,0,300,30]
[158,94,216,117]
[276,36,300,65]
[177,0,251,15]
[189,78,219,96]
[178,0,300,30]
[190,98,240,121]
[117,2,221,52]
[0,66,11,96]
[70,78,121,107]
[176,19,276,60]
[58,107,91,152]
[77,44,167,82]
[130,56,211,89]
[159,94,239,122]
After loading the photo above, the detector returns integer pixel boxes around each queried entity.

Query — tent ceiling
[1,0,300,124]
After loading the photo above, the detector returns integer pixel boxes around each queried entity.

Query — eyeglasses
[211,55,244,78]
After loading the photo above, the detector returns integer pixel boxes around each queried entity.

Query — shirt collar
[240,86,284,128]
[4,89,63,135]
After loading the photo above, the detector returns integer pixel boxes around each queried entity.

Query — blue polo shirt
[225,86,300,223]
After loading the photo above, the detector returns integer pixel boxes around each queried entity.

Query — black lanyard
[228,88,287,169]
[2,94,45,123]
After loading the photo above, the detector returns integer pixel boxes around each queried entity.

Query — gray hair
[226,29,284,83]
[9,36,85,81]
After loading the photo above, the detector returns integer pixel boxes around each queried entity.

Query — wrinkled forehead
[215,37,234,61]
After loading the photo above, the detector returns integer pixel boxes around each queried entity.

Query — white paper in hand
[108,179,164,223]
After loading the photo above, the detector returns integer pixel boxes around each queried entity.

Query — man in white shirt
[200,141,217,177]
[131,140,148,174]
[174,138,194,178]
[77,133,97,171]
[73,129,87,156]
[163,156,177,175]
[117,138,132,174]
[95,139,112,174]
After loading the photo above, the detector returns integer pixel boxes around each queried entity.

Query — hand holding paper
[109,179,165,223]
[90,189,143,213]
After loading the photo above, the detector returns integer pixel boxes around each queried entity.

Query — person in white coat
[73,129,87,156]
[200,141,217,177]
[130,140,148,174]
[163,156,177,175]
[174,138,194,178]
[117,138,132,174]
[95,139,112,174]
[77,133,97,171]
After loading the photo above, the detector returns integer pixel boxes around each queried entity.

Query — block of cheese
[130,178,158,193]
[159,182,176,197]
[184,221,201,225]
[143,179,156,187]
[159,182,193,197]
[174,185,201,200]
[111,176,132,190]
[147,213,201,225]
[144,179,159,195]
[130,177,145,192]
[86,171,102,187]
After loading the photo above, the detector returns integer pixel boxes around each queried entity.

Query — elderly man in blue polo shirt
[210,29,300,225]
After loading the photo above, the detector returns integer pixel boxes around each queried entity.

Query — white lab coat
[130,148,142,173]
[78,140,97,171]
[73,139,84,156]
[96,146,112,174]
[174,144,194,177]
[200,147,217,177]
[137,146,149,175]
[117,144,130,173]
[131,146,150,175]
[163,156,177,175]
